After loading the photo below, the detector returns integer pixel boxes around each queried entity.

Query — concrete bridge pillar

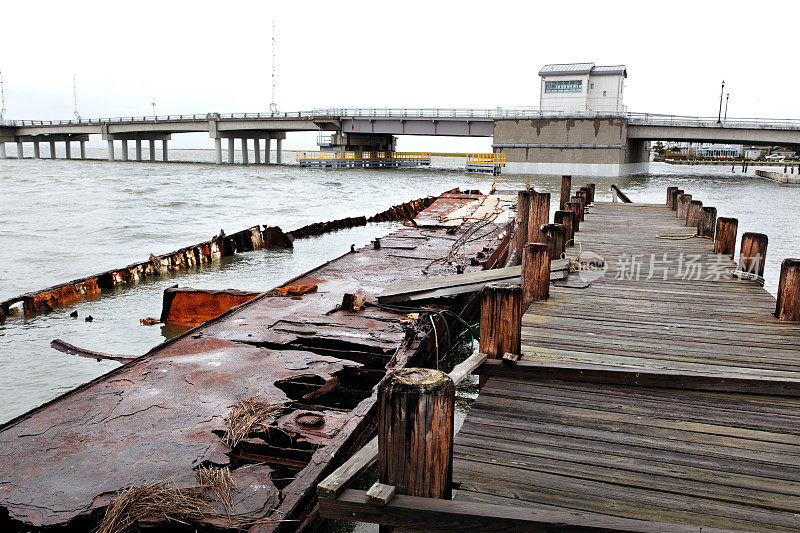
[80,141,86,159]
[0,143,6,159]
[17,141,23,159]
[149,139,156,161]
[227,137,235,164]
[33,142,40,159]
[276,138,282,164]
[265,137,271,164]
[135,139,142,161]
[50,141,56,159]
[65,141,71,159]
[254,138,261,164]
[162,139,168,162]
[121,140,129,161]
[107,140,115,161]
[215,138,222,164]
[241,138,249,164]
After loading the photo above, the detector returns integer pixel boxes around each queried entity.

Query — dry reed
[223,397,285,448]
[197,465,237,516]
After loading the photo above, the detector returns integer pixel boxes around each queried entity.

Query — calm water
[1,151,799,423]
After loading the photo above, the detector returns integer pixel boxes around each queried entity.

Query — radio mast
[270,20,278,114]
[73,75,82,121]
[0,70,7,122]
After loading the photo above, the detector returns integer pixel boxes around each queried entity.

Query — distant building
[696,144,741,158]
[539,63,626,113]
[771,147,797,159]
[743,145,769,160]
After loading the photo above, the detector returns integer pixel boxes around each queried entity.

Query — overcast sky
[2,0,798,150]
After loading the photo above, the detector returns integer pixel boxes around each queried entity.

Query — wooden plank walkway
[454,202,800,531]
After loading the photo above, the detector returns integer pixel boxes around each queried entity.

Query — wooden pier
[320,186,800,531]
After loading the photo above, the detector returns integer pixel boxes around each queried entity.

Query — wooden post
[513,190,531,266]
[775,259,800,321]
[697,206,717,238]
[479,282,522,386]
[670,188,684,211]
[686,200,703,228]
[577,189,589,212]
[676,194,693,219]
[521,243,550,306]
[559,175,572,210]
[739,232,768,278]
[666,187,678,208]
[527,192,550,244]
[587,183,595,204]
[378,368,454,501]
[714,217,738,259]
[565,202,581,233]
[541,223,566,260]
[571,195,586,222]
[554,210,575,246]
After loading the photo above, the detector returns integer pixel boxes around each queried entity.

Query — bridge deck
[453,202,800,531]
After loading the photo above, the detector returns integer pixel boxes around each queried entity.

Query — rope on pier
[656,232,698,240]
[731,269,766,286]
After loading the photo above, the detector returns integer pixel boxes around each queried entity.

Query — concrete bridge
[3,108,800,175]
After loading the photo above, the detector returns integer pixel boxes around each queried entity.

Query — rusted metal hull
[160,287,262,328]
[0,189,514,532]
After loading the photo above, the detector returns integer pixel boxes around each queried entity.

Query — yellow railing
[466,153,507,166]
[297,151,431,162]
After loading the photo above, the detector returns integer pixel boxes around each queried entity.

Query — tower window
[545,80,582,93]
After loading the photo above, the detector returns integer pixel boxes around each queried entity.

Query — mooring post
[697,206,717,238]
[666,187,678,208]
[676,194,693,219]
[714,217,738,259]
[527,192,550,245]
[513,190,531,266]
[739,232,769,278]
[522,243,550,306]
[554,210,575,246]
[578,189,589,213]
[670,189,684,211]
[479,282,522,387]
[686,200,703,228]
[378,368,454,502]
[571,195,586,222]
[541,223,566,260]
[566,202,581,233]
[559,175,572,210]
[587,183,596,204]
[775,259,800,321]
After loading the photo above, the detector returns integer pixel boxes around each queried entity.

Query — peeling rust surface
[0,190,512,532]
[160,287,261,328]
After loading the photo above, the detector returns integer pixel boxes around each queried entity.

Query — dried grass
[197,465,237,516]
[95,480,212,533]
[224,397,285,448]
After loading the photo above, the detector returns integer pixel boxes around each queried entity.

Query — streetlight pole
[717,80,725,123]
[724,93,729,122]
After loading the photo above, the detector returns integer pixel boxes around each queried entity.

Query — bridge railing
[2,111,317,127]
[627,112,800,130]
[311,106,627,119]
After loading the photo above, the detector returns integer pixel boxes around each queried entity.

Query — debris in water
[140,317,160,326]
[85,315,93,322]
[69,311,78,318]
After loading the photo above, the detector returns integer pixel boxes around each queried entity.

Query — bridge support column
[50,141,56,159]
[241,138,249,164]
[265,138,271,164]
[65,141,71,159]
[80,141,86,159]
[215,138,222,164]
[33,142,40,159]
[17,141,23,159]
[276,138,282,164]
[149,139,155,162]
[254,138,261,164]
[227,137,235,164]
[135,139,142,161]
[162,139,168,162]
[107,140,115,161]
[0,143,6,159]
[121,140,129,161]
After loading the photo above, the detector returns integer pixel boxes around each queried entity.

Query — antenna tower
[73,75,82,121]
[270,20,278,114]
[0,70,6,121]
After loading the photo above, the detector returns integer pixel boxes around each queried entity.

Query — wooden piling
[739,232,769,278]
[378,368,454,500]
[559,175,572,210]
[686,200,703,228]
[566,202,581,233]
[775,259,800,321]
[571,195,586,222]
[577,189,589,212]
[541,223,566,260]
[676,194,693,219]
[513,190,531,266]
[521,243,550,306]
[554,210,575,246]
[587,183,595,204]
[479,282,523,387]
[714,217,738,259]
[666,187,678,208]
[527,192,550,244]
[697,207,717,238]
[670,189,684,211]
